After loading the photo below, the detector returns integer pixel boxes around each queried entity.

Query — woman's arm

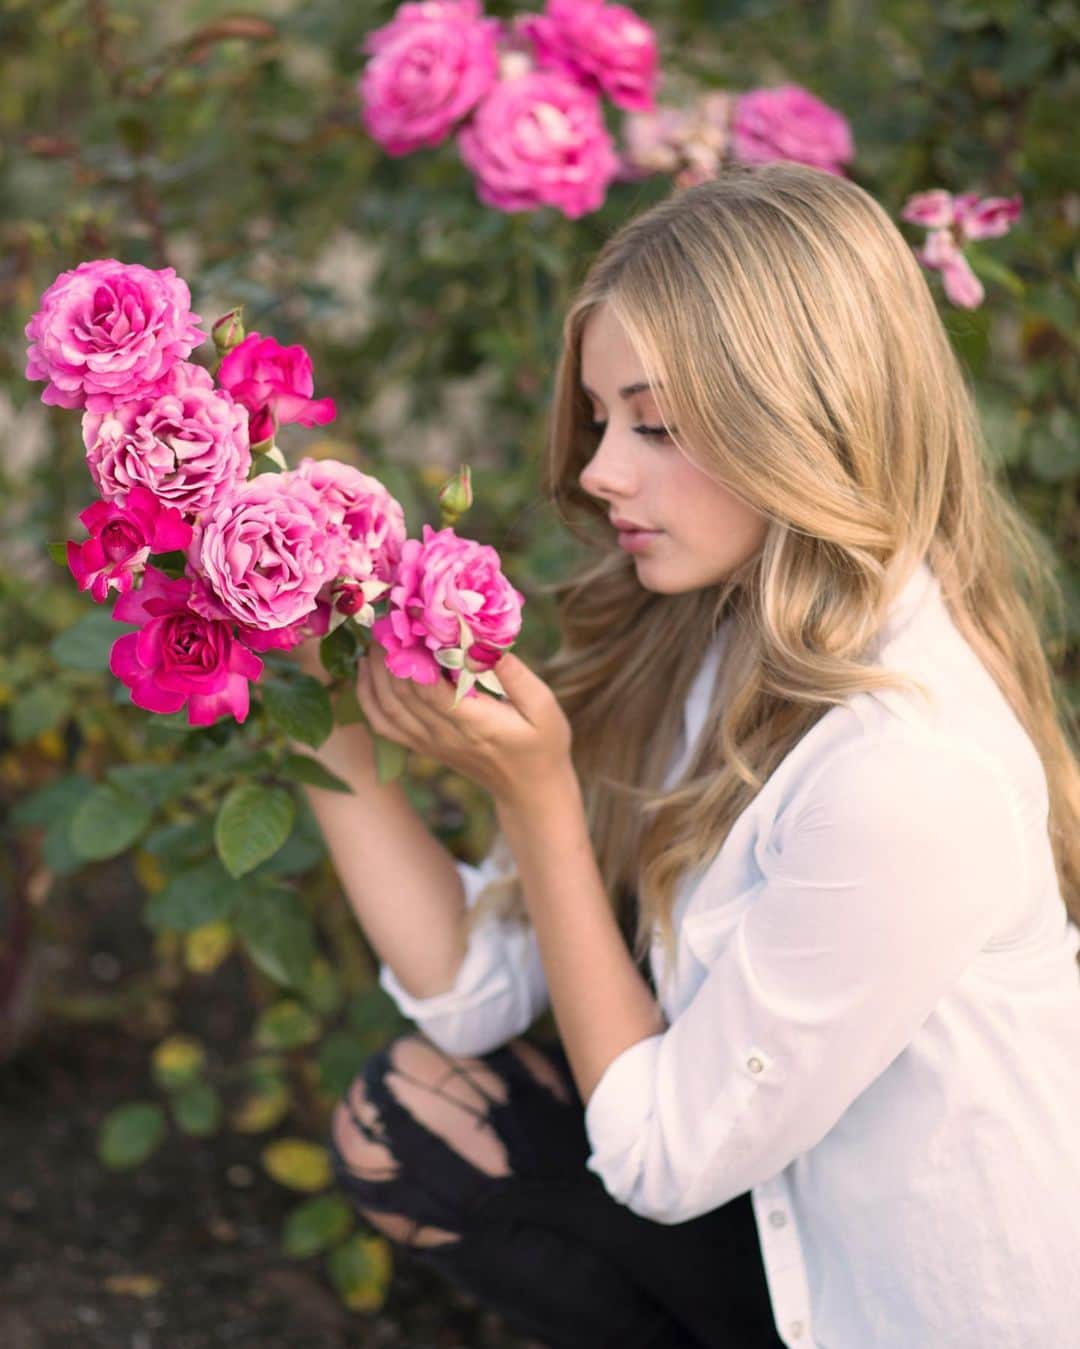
[288,636,469,1000]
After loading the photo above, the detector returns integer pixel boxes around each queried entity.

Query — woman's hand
[355,647,573,808]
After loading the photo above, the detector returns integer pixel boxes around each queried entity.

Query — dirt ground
[0,855,541,1349]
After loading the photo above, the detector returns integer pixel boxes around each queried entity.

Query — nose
[578,427,639,503]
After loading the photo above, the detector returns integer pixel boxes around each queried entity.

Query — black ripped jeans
[327,1030,785,1349]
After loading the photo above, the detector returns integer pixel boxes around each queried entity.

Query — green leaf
[215,782,295,878]
[317,1030,370,1097]
[144,858,247,932]
[319,623,359,680]
[254,999,322,1050]
[97,1102,168,1170]
[374,735,408,784]
[235,887,317,989]
[47,540,69,566]
[141,816,215,867]
[326,1231,393,1313]
[282,1193,354,1259]
[170,1082,223,1137]
[106,761,200,811]
[50,608,136,672]
[332,680,366,726]
[277,753,354,795]
[261,675,334,749]
[69,782,155,860]
[10,684,71,743]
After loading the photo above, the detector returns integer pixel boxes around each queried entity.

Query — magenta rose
[110,567,263,725]
[25,259,205,412]
[82,361,251,518]
[900,189,955,231]
[216,333,336,445]
[952,192,1021,241]
[186,470,346,636]
[67,484,193,604]
[371,522,525,694]
[458,70,620,217]
[731,83,853,175]
[519,0,658,114]
[915,229,984,309]
[358,0,501,156]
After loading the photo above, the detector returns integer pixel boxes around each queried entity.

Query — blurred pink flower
[371,522,524,694]
[731,83,853,175]
[216,333,336,446]
[519,0,658,113]
[83,361,251,519]
[618,90,731,185]
[66,484,193,604]
[458,70,619,218]
[110,566,263,725]
[902,189,1021,309]
[25,259,205,412]
[358,0,502,156]
[187,470,346,635]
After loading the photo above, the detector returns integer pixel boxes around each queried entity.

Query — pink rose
[900,189,955,230]
[458,70,620,218]
[82,362,251,518]
[295,456,407,588]
[371,522,524,694]
[110,567,263,726]
[358,0,501,156]
[731,83,853,175]
[519,0,658,114]
[25,259,205,412]
[186,471,346,634]
[67,484,193,604]
[216,332,336,445]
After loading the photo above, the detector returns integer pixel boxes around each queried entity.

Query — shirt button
[747,1055,764,1073]
[788,1320,805,1338]
[769,1209,787,1228]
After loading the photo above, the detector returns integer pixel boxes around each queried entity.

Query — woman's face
[577,303,770,594]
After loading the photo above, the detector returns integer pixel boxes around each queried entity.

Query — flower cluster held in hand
[26,258,523,725]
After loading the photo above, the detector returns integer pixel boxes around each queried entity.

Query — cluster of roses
[356,0,861,216]
[25,258,524,726]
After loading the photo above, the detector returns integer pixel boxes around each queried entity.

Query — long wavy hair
[465,161,1080,975]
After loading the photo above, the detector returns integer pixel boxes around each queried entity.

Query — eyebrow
[580,380,658,400]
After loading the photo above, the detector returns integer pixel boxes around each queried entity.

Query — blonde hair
[465,161,1080,976]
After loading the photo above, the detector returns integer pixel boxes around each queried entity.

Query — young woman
[299,162,1080,1349]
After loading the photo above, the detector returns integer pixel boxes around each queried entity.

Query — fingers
[357,652,427,747]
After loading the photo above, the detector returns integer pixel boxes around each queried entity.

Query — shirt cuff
[583,1032,665,1203]
[378,927,514,1020]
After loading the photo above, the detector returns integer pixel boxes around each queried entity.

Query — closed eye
[584,420,674,442]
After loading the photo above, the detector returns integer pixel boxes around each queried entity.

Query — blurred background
[1,1,1076,1345]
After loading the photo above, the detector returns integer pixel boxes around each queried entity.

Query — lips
[610,516,656,532]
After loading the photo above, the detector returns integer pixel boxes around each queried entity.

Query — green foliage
[214,782,296,877]
[97,1102,168,1170]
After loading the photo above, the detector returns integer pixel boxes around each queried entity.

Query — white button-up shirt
[380,559,1080,1348]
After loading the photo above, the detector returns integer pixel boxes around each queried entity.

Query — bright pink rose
[110,567,263,725]
[371,522,525,692]
[731,83,853,175]
[295,456,407,586]
[82,362,251,518]
[216,332,336,445]
[519,0,658,113]
[358,0,501,156]
[25,259,205,412]
[186,471,346,634]
[67,484,193,604]
[458,71,619,218]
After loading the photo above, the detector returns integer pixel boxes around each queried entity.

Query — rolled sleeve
[378,847,549,1058]
[583,729,1026,1224]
